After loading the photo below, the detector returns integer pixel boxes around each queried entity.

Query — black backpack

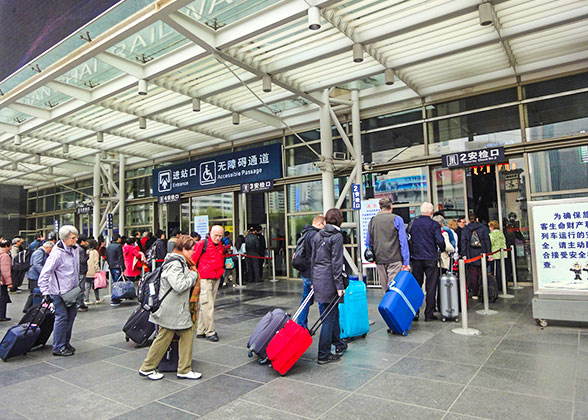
[12,249,31,273]
[145,243,157,268]
[138,257,186,313]
[291,232,308,271]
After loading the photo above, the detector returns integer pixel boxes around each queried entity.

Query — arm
[442,231,455,254]
[92,250,100,272]
[38,251,59,295]
[165,261,197,293]
[0,254,11,285]
[395,216,411,267]
[31,250,43,273]
[331,234,345,293]
[434,224,446,252]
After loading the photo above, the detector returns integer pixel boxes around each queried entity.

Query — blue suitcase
[0,324,41,361]
[378,271,424,336]
[339,276,369,339]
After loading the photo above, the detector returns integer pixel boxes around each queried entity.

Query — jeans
[297,277,314,329]
[411,259,439,319]
[77,274,86,308]
[110,269,122,303]
[84,277,100,302]
[317,301,345,360]
[51,294,77,352]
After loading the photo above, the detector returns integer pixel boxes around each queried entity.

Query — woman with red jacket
[123,237,144,281]
[0,239,13,321]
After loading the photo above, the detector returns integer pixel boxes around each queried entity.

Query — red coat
[123,244,142,277]
[191,237,226,280]
[0,248,12,286]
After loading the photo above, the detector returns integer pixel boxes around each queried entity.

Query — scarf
[180,251,201,325]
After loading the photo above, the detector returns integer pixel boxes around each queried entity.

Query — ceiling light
[138,79,148,95]
[192,98,201,112]
[97,132,104,143]
[479,2,493,26]
[14,134,21,145]
[263,75,272,93]
[308,6,321,30]
[34,154,41,164]
[385,69,395,85]
[62,144,69,154]
[232,112,240,125]
[139,116,147,129]
[353,44,364,63]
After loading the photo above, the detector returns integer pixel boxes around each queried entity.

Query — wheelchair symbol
[200,161,216,185]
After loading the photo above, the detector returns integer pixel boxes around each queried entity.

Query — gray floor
[0,280,586,420]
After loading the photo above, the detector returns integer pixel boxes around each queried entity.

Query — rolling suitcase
[18,302,54,349]
[158,335,179,372]
[378,271,424,336]
[439,270,459,322]
[123,306,155,346]
[339,277,369,339]
[266,294,341,375]
[0,303,45,361]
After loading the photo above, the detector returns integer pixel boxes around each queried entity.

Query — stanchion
[235,253,245,289]
[452,258,480,336]
[476,254,498,315]
[498,248,514,299]
[270,250,278,282]
[509,247,523,289]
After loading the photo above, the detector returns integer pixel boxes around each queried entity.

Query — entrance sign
[194,215,209,238]
[157,194,181,204]
[241,180,273,193]
[442,146,505,169]
[152,144,282,196]
[359,199,380,266]
[351,184,361,209]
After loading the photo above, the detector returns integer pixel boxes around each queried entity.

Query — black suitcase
[247,308,289,363]
[19,303,54,349]
[158,336,179,372]
[123,306,155,346]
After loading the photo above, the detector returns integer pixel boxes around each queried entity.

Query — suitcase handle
[308,294,343,336]
[291,289,314,323]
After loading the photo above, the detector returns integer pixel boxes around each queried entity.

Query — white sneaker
[139,369,164,380]
[177,371,202,380]
[84,301,94,306]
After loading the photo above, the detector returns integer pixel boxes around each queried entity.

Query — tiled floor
[0,280,586,420]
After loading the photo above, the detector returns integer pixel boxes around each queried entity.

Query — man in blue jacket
[410,202,446,321]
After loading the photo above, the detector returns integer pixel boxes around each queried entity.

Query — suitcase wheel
[442,317,447,322]
[454,318,460,323]
[125,336,129,342]
[362,333,367,338]
[259,358,268,365]
[248,351,253,358]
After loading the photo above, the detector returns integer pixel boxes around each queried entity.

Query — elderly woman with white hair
[38,225,81,357]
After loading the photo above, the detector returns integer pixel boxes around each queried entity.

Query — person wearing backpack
[139,235,201,381]
[295,214,325,330]
[461,213,492,300]
[0,240,13,321]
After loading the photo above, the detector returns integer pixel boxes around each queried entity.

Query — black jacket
[245,233,259,255]
[460,222,491,266]
[410,216,446,261]
[145,236,157,252]
[257,234,266,257]
[106,242,124,270]
[299,224,320,278]
[310,224,346,304]
[78,245,89,276]
[153,238,167,260]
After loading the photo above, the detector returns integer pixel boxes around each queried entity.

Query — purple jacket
[38,240,80,296]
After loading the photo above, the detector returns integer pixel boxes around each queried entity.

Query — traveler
[84,239,103,306]
[221,232,234,287]
[9,237,25,293]
[106,234,124,282]
[234,234,247,282]
[409,202,446,321]
[432,215,456,273]
[139,235,202,381]
[245,227,261,283]
[123,238,144,282]
[151,230,167,268]
[488,220,507,290]
[456,217,466,255]
[28,233,44,252]
[296,214,325,329]
[193,225,226,342]
[77,234,90,312]
[25,241,54,312]
[144,232,156,252]
[446,219,460,260]
[368,197,410,292]
[38,225,80,357]
[134,231,144,253]
[10,237,22,259]
[0,240,13,321]
[167,228,180,254]
[310,208,347,364]
[191,232,202,242]
[257,227,267,281]
[140,231,150,252]
[461,213,492,299]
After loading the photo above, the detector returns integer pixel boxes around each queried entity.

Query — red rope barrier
[226,253,272,260]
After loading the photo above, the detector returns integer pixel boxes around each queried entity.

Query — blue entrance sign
[152,144,282,196]
[351,184,361,209]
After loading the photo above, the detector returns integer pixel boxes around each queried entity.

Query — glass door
[432,167,467,220]
[268,189,286,277]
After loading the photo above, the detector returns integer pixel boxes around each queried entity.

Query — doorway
[466,165,498,225]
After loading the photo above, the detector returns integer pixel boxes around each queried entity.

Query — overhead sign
[152,144,282,196]
[241,180,273,193]
[157,194,181,204]
[359,199,380,266]
[442,146,505,169]
[351,184,361,209]
[531,198,588,294]
[194,215,209,238]
[580,146,588,164]
[76,206,91,215]
[53,219,59,233]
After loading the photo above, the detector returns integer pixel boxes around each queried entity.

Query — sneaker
[65,344,76,353]
[85,301,94,306]
[472,296,479,301]
[110,302,121,307]
[196,333,206,339]
[78,305,88,312]
[425,315,439,322]
[317,353,342,365]
[335,344,348,355]
[177,371,203,380]
[0,317,11,322]
[138,369,164,380]
[95,299,104,304]
[53,347,74,357]
[207,333,219,342]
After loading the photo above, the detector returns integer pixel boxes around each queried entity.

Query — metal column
[351,88,363,273]
[320,89,335,211]
[93,153,101,238]
[119,154,125,235]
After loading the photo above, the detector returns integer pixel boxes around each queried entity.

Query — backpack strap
[195,238,208,268]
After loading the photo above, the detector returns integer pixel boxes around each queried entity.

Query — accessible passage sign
[152,144,282,196]
[530,198,588,294]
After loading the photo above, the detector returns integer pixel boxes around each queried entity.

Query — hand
[401,265,410,271]
[43,295,53,304]
[487,255,493,262]
[337,290,344,297]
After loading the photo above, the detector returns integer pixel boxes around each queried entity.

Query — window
[125,177,151,199]
[525,92,588,141]
[126,204,152,227]
[363,123,424,163]
[523,72,588,99]
[529,146,588,194]
[426,88,518,118]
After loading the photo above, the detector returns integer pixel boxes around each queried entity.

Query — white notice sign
[194,215,209,238]
[360,199,381,266]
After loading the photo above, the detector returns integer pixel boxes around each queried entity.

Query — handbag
[224,257,234,270]
[55,274,83,308]
[94,271,108,289]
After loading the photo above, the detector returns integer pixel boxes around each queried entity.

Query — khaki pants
[197,278,220,336]
[140,326,194,374]
[377,261,403,293]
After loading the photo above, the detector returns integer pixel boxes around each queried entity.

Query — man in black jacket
[410,202,446,321]
[460,213,492,299]
[296,214,325,329]
[105,234,124,282]
[152,230,167,268]
[256,227,267,281]
[245,228,261,282]
[77,234,89,312]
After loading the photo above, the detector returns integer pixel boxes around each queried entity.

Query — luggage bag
[339,277,369,339]
[378,271,424,336]
[158,335,179,372]
[0,304,45,361]
[112,279,137,301]
[123,306,155,346]
[439,271,459,322]
[18,303,54,349]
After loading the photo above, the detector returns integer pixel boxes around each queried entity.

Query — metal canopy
[0,0,587,188]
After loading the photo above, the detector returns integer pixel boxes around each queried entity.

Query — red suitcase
[266,295,341,375]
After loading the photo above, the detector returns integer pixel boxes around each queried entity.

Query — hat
[11,238,20,244]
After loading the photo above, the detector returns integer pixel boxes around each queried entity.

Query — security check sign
[152,144,282,196]
[442,146,505,168]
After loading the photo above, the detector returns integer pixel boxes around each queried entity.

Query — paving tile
[409,343,493,365]
[443,414,492,420]
[51,360,135,389]
[103,347,150,368]
[27,391,131,420]
[241,377,349,418]
[336,348,402,371]
[201,399,306,420]
[47,345,127,369]
[319,394,445,420]
[484,350,577,377]
[505,330,580,346]
[576,377,588,403]
[471,366,574,401]
[225,361,280,383]
[160,374,262,416]
[575,402,588,420]
[163,360,232,384]
[0,402,28,419]
[0,354,38,372]
[496,339,578,359]
[357,372,463,410]
[285,359,379,391]
[451,386,573,420]
[0,361,63,388]
[386,356,479,385]
[342,336,420,356]
[193,344,253,368]
[111,402,198,420]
